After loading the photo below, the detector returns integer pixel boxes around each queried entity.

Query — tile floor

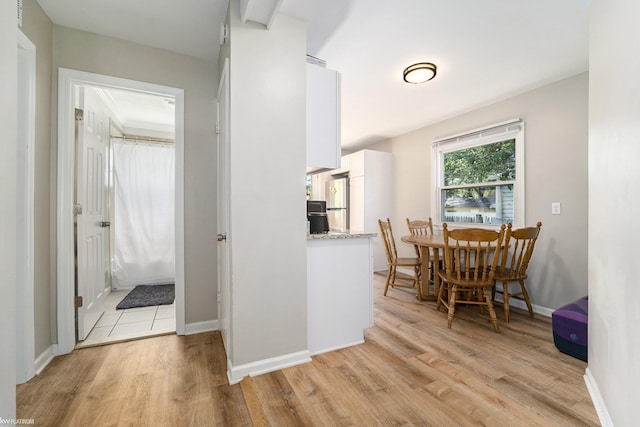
[76,288,176,348]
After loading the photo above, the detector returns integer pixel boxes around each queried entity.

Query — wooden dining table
[402,230,506,302]
[400,233,447,301]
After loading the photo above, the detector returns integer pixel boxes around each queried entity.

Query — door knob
[217,233,227,242]
[101,221,111,228]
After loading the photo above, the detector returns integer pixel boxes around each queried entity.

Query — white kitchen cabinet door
[347,150,393,271]
[349,175,365,232]
[348,150,365,177]
[307,63,341,170]
[307,237,374,356]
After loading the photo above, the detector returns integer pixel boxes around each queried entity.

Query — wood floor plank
[17,273,599,426]
[343,343,490,426]
[280,363,357,426]
[242,371,316,426]
[240,376,270,426]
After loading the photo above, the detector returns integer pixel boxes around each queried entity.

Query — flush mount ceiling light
[403,62,437,84]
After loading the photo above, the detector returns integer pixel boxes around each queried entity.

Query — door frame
[217,58,232,364]
[16,29,36,383]
[56,68,185,354]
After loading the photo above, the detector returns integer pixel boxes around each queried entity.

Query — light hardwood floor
[17,273,599,426]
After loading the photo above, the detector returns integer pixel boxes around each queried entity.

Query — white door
[217,59,232,360]
[76,87,110,341]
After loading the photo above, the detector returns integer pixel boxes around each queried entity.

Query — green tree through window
[444,139,515,186]
[440,138,517,225]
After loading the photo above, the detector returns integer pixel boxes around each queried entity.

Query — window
[432,119,524,228]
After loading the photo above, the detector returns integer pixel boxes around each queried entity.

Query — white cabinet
[348,151,365,177]
[348,150,393,271]
[349,175,365,231]
[307,236,374,355]
[306,63,341,171]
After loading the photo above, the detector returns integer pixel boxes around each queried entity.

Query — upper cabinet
[306,63,341,172]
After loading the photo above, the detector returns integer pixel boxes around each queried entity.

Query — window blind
[432,118,522,148]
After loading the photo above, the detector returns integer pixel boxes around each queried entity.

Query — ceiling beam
[240,0,284,29]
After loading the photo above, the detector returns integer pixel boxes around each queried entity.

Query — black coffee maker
[307,200,329,234]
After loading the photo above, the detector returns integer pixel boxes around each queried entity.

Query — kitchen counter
[307,233,375,355]
[307,230,377,240]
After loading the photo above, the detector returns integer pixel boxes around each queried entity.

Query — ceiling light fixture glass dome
[403,62,437,84]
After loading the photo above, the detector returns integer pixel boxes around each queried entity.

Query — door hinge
[74,203,83,215]
[75,295,83,308]
[215,122,220,135]
[75,108,83,121]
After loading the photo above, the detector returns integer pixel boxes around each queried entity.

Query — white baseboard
[494,294,554,317]
[584,367,613,426]
[184,320,218,335]
[35,344,57,376]
[309,339,364,356]
[227,350,312,385]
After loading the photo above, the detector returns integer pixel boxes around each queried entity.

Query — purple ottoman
[552,296,588,361]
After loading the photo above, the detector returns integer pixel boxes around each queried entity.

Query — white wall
[0,1,18,420]
[228,2,308,368]
[588,0,640,424]
[20,0,54,368]
[52,26,218,328]
[373,72,589,312]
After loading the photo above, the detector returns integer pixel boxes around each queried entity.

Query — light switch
[551,202,561,215]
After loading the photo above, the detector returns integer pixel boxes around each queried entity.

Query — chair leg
[520,279,534,317]
[447,285,457,328]
[390,265,397,287]
[383,267,393,296]
[476,287,485,313]
[483,288,500,332]
[436,279,446,311]
[502,281,510,323]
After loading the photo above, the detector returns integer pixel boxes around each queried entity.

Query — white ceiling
[37,0,228,61]
[95,88,176,135]
[37,0,590,151]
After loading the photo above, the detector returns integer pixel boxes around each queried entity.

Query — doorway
[57,68,185,355]
[76,85,177,347]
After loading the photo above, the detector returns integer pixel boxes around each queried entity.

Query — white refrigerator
[325,176,349,231]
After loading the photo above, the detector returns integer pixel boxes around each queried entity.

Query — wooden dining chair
[437,223,507,332]
[406,218,436,286]
[492,221,542,322]
[378,218,421,297]
[406,218,433,257]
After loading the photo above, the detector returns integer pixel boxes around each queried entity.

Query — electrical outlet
[551,202,561,215]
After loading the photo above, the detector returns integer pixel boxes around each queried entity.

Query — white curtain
[112,141,175,288]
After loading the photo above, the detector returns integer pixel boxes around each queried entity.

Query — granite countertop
[307,230,377,240]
